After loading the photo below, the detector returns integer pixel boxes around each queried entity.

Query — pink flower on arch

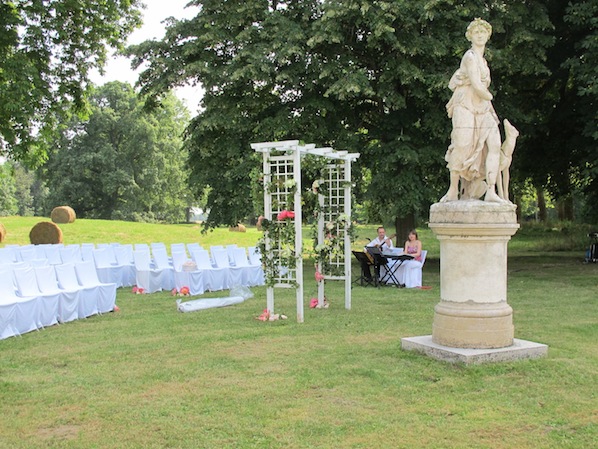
[277,210,295,221]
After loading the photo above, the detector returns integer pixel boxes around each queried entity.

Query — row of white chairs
[1,242,264,294]
[132,245,264,294]
[0,261,117,340]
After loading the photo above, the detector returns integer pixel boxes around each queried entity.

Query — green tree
[511,0,598,221]
[0,163,18,216]
[132,1,597,231]
[42,81,193,223]
[0,0,143,166]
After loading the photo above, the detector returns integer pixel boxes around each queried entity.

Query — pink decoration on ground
[257,309,270,321]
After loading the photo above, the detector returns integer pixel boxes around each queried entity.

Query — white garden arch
[250,140,360,323]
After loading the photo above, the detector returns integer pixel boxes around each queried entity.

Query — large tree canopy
[42,81,193,223]
[0,0,143,166]
[130,0,597,229]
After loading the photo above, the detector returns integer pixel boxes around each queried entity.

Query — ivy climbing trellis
[250,140,360,323]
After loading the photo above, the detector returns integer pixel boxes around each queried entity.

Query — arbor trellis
[250,140,359,323]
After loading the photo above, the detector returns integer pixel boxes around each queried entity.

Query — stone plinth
[401,336,548,365]
[429,200,519,349]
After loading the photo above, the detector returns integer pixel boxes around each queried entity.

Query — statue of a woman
[441,18,504,203]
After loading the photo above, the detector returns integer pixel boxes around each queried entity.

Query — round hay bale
[51,206,76,224]
[0,222,6,243]
[228,223,246,233]
[29,221,63,245]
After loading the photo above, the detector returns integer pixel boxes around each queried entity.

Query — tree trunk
[514,194,522,222]
[557,196,574,221]
[536,187,547,222]
[394,213,415,248]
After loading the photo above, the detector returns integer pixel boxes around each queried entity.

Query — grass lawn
[0,217,597,448]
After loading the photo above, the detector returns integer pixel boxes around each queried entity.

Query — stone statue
[440,18,518,204]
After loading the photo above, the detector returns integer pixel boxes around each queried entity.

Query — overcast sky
[90,0,204,114]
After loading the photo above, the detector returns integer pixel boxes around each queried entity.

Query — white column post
[317,186,325,307]
[293,146,304,323]
[263,150,274,313]
[344,159,352,310]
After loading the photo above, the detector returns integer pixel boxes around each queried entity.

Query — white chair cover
[19,246,46,265]
[133,250,169,293]
[0,247,17,264]
[171,250,205,295]
[113,246,136,287]
[151,247,175,289]
[208,248,236,288]
[170,243,186,256]
[395,250,427,288]
[247,246,262,267]
[60,246,82,264]
[225,244,238,263]
[186,243,203,254]
[74,260,116,314]
[55,263,99,318]
[231,247,265,286]
[0,293,19,339]
[0,269,40,338]
[190,249,228,292]
[44,245,63,265]
[117,244,135,263]
[12,265,60,328]
[93,247,130,288]
[134,243,150,254]
[80,245,94,262]
[150,242,167,253]
[34,264,81,323]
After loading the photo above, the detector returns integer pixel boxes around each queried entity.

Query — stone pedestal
[401,199,549,363]
[429,200,519,349]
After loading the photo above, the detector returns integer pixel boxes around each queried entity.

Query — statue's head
[465,18,492,41]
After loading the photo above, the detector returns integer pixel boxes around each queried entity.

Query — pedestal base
[401,335,548,365]
[433,300,514,348]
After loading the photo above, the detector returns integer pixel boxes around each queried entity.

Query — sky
[90,0,204,114]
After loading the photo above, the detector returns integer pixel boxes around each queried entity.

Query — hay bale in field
[51,206,76,223]
[229,223,247,233]
[0,222,6,243]
[29,221,63,244]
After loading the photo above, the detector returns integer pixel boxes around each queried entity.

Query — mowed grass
[0,217,597,449]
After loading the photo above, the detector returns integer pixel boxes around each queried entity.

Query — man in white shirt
[366,227,402,285]
[366,227,394,250]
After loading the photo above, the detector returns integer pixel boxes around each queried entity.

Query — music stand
[366,246,404,287]
[352,251,377,287]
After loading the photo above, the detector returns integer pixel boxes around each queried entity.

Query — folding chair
[352,251,377,287]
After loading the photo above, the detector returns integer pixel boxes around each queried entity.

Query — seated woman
[395,230,425,288]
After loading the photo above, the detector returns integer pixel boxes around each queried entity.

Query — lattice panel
[265,153,297,285]
[323,162,347,270]
[269,154,294,215]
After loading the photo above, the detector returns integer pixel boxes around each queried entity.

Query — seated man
[366,227,400,285]
[366,226,393,251]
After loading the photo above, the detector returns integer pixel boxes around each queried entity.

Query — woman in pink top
[396,230,425,288]
[404,230,422,262]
